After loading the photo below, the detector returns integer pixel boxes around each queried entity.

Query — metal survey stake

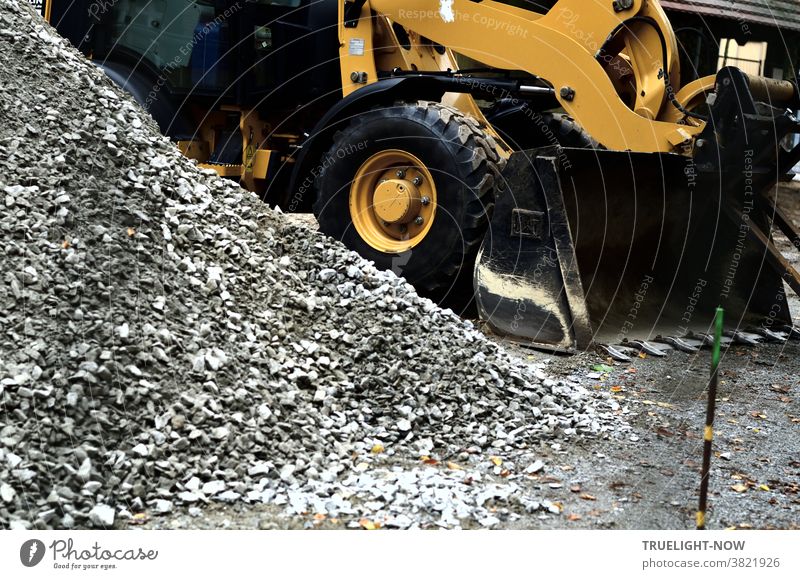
[697,307,724,530]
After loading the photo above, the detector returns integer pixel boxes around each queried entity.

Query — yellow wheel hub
[372,179,421,224]
[349,150,437,253]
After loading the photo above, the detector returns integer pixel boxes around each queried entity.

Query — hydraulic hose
[595,16,709,122]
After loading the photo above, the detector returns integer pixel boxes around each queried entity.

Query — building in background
[661,0,800,81]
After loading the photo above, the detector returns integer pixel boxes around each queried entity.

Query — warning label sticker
[348,38,365,56]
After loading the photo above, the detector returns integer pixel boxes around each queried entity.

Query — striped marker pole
[697,307,724,530]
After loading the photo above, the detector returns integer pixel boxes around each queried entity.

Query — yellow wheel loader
[41,0,800,353]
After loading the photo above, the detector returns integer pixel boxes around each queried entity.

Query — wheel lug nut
[414,216,424,225]
[412,176,422,186]
[396,169,406,178]
[400,225,408,233]
[421,196,431,206]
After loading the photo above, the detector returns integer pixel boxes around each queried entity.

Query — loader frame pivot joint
[350,71,368,84]
[612,0,634,12]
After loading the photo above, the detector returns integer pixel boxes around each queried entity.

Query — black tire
[487,103,597,150]
[313,101,505,300]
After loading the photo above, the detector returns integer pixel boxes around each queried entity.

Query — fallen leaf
[580,493,597,501]
[783,483,799,495]
[359,518,379,530]
[500,469,511,478]
[420,455,438,465]
[127,227,135,237]
[731,483,748,493]
[567,513,582,521]
[313,513,326,521]
[446,461,463,471]
[611,385,623,393]
[570,484,582,493]
[591,364,614,373]
[490,456,502,466]
[129,513,148,525]
[61,239,70,249]
[371,443,385,454]
[759,484,770,491]
[638,352,647,359]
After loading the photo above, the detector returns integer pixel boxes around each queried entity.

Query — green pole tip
[712,307,724,368]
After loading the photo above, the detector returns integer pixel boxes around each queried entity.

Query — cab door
[235,0,338,108]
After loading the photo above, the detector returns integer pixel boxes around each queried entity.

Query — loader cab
[92,0,235,96]
[238,0,340,109]
[48,0,339,138]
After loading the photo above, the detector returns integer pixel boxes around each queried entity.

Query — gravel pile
[0,0,625,530]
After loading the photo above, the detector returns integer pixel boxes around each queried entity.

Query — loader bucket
[475,67,800,352]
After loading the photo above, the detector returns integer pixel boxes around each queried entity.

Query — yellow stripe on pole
[696,511,705,528]
[704,425,713,441]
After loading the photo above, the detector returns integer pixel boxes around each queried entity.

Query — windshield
[93,0,234,92]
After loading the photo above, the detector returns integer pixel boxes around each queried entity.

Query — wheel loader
[38,0,800,353]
